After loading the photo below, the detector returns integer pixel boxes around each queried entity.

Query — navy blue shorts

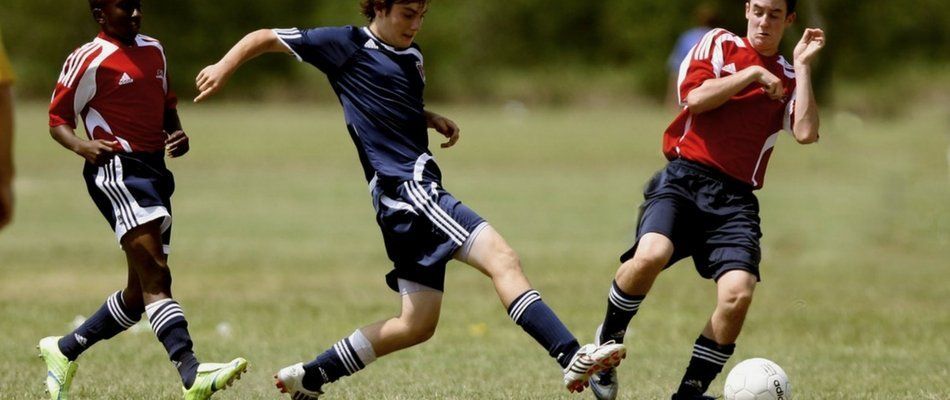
[372,179,487,292]
[83,152,174,253]
[620,159,762,281]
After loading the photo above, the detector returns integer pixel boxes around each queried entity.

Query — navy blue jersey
[274,26,438,185]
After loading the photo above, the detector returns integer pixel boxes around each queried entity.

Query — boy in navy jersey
[40,1,247,399]
[589,1,825,399]
[195,0,625,398]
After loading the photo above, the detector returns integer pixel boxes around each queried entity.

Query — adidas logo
[118,72,134,86]
[74,333,88,347]
[364,39,379,50]
[722,63,737,75]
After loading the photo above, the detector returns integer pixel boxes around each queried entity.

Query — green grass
[1,102,948,399]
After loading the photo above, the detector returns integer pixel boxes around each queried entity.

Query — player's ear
[375,4,389,19]
[785,11,796,25]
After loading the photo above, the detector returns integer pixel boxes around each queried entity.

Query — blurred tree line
[1,0,948,107]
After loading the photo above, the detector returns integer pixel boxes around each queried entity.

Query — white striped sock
[608,285,642,312]
[692,344,731,366]
[508,290,542,324]
[106,290,139,328]
[348,329,377,365]
[145,299,185,337]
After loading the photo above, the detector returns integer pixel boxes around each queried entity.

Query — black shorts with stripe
[620,158,762,281]
[372,179,486,292]
[82,152,174,253]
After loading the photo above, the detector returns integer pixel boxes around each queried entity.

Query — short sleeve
[0,29,15,84]
[273,26,361,75]
[49,43,103,128]
[676,29,729,106]
[49,57,81,128]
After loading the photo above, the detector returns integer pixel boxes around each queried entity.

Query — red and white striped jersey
[49,32,177,153]
[664,28,797,189]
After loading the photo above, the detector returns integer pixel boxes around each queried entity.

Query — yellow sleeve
[0,29,15,85]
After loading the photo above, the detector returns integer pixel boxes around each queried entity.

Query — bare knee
[628,233,674,274]
[718,285,754,316]
[395,315,438,346]
[485,245,523,280]
[632,250,667,273]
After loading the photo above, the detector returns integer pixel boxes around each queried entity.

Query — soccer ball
[722,358,791,400]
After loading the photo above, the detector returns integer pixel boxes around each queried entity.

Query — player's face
[95,0,143,44]
[373,2,427,48]
[745,0,795,55]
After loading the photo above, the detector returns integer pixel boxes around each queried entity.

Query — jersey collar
[361,27,423,61]
[97,31,139,48]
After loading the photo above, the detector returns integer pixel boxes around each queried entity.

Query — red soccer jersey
[49,32,177,153]
[664,28,797,189]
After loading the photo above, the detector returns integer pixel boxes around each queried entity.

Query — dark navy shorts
[83,152,174,253]
[620,159,762,281]
[371,178,487,292]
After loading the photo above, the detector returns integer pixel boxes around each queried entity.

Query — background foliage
[2,0,950,109]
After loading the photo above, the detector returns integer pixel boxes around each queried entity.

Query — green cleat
[38,336,78,400]
[182,358,249,400]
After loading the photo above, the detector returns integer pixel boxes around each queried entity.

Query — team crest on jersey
[416,61,426,83]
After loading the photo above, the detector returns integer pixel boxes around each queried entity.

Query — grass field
[1,102,948,399]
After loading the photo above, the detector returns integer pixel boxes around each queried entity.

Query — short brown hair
[360,0,430,22]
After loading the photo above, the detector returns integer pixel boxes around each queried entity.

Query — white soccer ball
[722,358,792,400]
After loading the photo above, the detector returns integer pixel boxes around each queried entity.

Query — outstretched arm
[685,65,783,114]
[194,29,289,102]
[790,28,825,144]
[425,110,460,148]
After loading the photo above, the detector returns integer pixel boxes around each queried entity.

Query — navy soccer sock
[58,290,143,361]
[599,280,645,344]
[675,335,735,396]
[145,299,200,389]
[302,330,377,392]
[507,289,581,369]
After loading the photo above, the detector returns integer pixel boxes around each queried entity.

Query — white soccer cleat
[589,324,620,400]
[275,363,323,400]
[563,340,626,393]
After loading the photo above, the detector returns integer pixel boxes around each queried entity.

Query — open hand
[794,28,826,66]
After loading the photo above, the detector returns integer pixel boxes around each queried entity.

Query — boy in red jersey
[589,1,824,399]
[39,1,247,399]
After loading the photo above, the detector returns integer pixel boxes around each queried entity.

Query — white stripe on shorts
[93,157,172,247]
[402,181,468,245]
[409,181,469,238]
